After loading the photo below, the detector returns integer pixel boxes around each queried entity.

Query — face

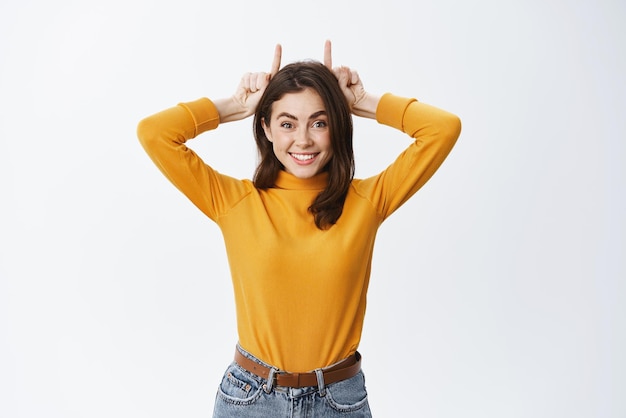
[262,88,333,179]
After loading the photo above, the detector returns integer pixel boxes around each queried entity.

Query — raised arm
[322,41,461,218]
[136,45,282,220]
[359,94,462,219]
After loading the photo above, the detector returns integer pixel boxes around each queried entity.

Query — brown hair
[253,61,354,230]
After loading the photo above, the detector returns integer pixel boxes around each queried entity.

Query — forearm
[213,97,254,123]
[376,93,461,140]
[136,99,228,220]
[366,93,461,217]
[137,98,220,151]
[352,93,381,119]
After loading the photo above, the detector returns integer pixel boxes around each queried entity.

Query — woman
[137,41,461,417]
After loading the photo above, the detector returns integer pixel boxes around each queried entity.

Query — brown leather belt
[234,349,361,388]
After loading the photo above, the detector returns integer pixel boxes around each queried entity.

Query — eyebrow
[276,110,327,121]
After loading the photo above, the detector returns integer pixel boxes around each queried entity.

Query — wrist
[213,97,250,123]
[352,93,380,119]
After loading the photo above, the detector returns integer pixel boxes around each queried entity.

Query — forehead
[271,88,326,117]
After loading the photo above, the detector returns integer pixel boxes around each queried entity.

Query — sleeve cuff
[375,93,418,131]
[179,98,221,136]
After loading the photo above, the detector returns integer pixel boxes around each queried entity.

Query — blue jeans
[212,346,372,417]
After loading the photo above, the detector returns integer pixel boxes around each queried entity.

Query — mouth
[289,152,319,164]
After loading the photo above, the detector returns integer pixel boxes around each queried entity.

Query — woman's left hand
[324,40,379,119]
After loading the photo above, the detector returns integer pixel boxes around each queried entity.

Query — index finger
[270,44,282,76]
[323,39,332,69]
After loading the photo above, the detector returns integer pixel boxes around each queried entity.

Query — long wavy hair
[253,61,355,230]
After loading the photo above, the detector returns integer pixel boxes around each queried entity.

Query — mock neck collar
[273,170,328,191]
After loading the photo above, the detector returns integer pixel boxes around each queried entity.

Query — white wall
[1,0,624,417]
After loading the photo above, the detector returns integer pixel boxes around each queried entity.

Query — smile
[290,153,319,162]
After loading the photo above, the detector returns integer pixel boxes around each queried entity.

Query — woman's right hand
[215,44,282,123]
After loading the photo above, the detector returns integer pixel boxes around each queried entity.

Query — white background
[1,0,624,417]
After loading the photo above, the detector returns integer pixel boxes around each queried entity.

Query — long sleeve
[354,93,462,219]
[137,98,251,221]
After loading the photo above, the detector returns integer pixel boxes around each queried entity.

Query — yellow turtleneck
[138,93,461,372]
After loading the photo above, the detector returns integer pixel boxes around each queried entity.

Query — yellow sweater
[137,93,461,372]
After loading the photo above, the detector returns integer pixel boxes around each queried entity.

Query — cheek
[271,135,289,151]
[321,134,333,154]
[270,138,291,163]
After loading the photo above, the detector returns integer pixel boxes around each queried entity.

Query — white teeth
[291,153,316,161]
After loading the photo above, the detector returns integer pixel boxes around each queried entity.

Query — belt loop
[263,367,278,393]
[314,368,326,397]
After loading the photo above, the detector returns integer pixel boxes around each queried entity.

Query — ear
[262,118,273,142]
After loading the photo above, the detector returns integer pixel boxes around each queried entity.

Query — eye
[312,120,327,128]
[280,121,294,129]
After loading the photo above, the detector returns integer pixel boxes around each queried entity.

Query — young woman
[138,41,461,417]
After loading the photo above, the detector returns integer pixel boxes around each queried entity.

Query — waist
[234,346,362,389]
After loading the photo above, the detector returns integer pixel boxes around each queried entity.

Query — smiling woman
[262,89,333,179]
[137,41,461,417]
[251,57,361,230]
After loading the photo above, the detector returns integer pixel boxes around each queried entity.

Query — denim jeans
[212,346,372,417]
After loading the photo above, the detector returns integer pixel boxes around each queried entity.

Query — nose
[294,128,313,148]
